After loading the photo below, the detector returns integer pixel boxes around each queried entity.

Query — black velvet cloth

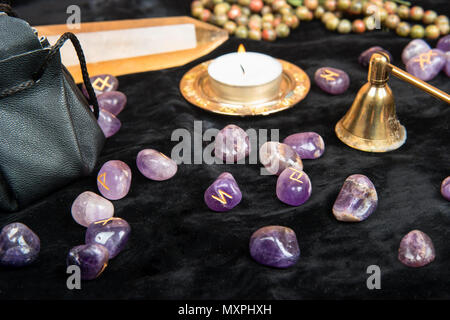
[0,0,449,300]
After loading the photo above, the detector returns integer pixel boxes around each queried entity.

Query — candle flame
[238,44,246,53]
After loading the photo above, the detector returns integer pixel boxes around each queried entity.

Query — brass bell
[336,52,450,153]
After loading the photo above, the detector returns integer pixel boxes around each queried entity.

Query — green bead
[262,13,274,22]
[192,6,204,18]
[224,21,237,34]
[235,25,249,38]
[349,0,362,15]
[384,14,400,29]
[337,0,351,11]
[314,6,325,19]
[192,1,203,9]
[337,19,351,33]
[435,15,449,26]
[248,17,263,29]
[410,25,425,38]
[214,3,229,14]
[438,23,449,36]
[397,5,409,19]
[396,22,410,37]
[261,5,272,15]
[262,21,273,29]
[295,6,312,21]
[423,10,437,25]
[215,13,229,26]
[425,24,440,39]
[384,1,397,14]
[241,6,251,16]
[276,22,290,37]
[249,28,262,40]
[236,14,249,25]
[262,28,277,41]
[212,0,224,4]
[272,0,287,12]
[363,16,376,31]
[326,16,340,31]
[321,12,335,24]
[238,0,251,5]
[410,6,424,21]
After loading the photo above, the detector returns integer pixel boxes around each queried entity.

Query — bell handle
[387,64,450,104]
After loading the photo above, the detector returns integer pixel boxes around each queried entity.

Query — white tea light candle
[207,46,283,103]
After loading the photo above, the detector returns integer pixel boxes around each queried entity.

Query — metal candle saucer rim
[179,59,310,116]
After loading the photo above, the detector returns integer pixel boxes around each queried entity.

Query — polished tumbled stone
[250,226,300,268]
[97,108,121,138]
[71,191,114,227]
[441,176,450,201]
[283,132,325,159]
[259,141,303,175]
[204,172,242,212]
[0,223,40,267]
[401,39,431,64]
[359,46,393,67]
[97,91,127,116]
[83,74,119,96]
[276,167,312,206]
[137,149,177,181]
[436,35,450,52]
[333,174,378,222]
[97,160,132,200]
[215,124,250,163]
[314,67,350,95]
[398,230,435,268]
[67,244,109,280]
[406,49,446,81]
[86,217,131,259]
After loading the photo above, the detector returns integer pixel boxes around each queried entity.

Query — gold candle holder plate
[180,59,310,116]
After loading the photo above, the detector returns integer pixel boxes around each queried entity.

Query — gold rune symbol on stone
[288,167,304,183]
[97,172,110,190]
[320,69,339,81]
[92,76,112,91]
[94,217,117,226]
[212,189,233,204]
[413,51,437,70]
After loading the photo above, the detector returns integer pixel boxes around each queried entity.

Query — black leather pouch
[0,12,105,212]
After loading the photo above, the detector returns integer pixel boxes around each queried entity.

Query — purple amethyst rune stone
[71,191,114,227]
[259,141,303,175]
[398,230,435,268]
[97,108,121,138]
[204,172,242,212]
[436,35,450,52]
[0,223,40,267]
[441,176,450,201]
[136,149,178,181]
[332,174,378,222]
[359,46,393,67]
[276,167,312,206]
[401,39,431,65]
[215,124,250,163]
[283,132,325,159]
[67,244,109,280]
[82,74,119,97]
[445,52,450,77]
[406,49,446,81]
[97,160,132,200]
[97,91,127,116]
[86,217,131,259]
[249,226,300,268]
[314,67,350,95]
